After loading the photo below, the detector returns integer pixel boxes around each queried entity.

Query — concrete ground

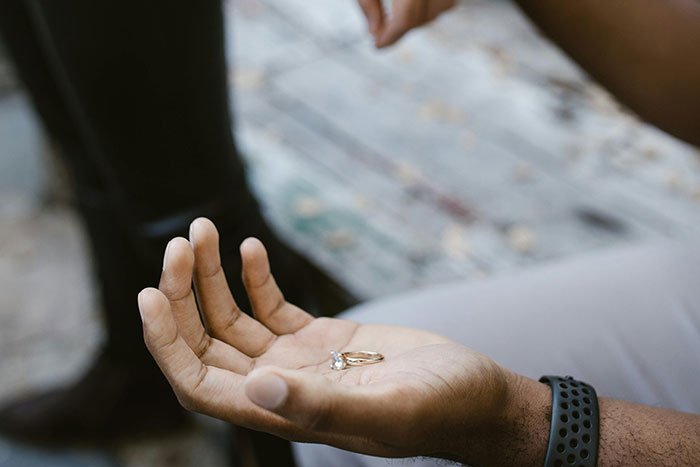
[1,0,700,465]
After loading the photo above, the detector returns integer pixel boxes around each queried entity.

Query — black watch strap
[539,376,599,467]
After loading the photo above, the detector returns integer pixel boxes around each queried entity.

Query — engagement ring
[330,351,384,370]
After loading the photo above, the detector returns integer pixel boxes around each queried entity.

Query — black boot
[0,350,190,446]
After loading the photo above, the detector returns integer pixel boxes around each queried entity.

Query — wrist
[449,369,551,467]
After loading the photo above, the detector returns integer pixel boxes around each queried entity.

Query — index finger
[138,288,292,429]
[139,287,212,405]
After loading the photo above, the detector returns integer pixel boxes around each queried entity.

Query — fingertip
[189,217,218,245]
[138,287,168,321]
[137,288,148,319]
[138,286,165,305]
[240,238,271,285]
[375,12,410,49]
[244,369,289,411]
[374,33,390,49]
[162,237,194,278]
[170,236,193,251]
[139,287,180,352]
[191,219,222,278]
[240,237,266,259]
[375,32,400,49]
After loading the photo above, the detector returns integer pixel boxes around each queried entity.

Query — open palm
[139,218,509,458]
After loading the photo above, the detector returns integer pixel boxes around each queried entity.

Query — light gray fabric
[293,242,700,467]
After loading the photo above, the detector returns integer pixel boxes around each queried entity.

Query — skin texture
[140,218,700,466]
[596,399,700,467]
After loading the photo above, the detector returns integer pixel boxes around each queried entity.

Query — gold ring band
[330,350,384,370]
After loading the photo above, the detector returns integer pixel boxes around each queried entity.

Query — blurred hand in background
[357,0,456,48]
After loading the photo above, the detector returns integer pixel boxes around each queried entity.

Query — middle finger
[189,218,278,357]
[160,237,253,373]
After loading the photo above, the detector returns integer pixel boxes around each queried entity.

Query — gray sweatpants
[293,242,700,467]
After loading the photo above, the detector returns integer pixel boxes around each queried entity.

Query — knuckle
[213,308,241,338]
[266,295,286,320]
[176,391,196,411]
[175,366,208,412]
[158,330,180,355]
[194,333,212,359]
[252,333,278,358]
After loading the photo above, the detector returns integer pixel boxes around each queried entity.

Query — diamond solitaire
[329,350,384,370]
[330,351,347,370]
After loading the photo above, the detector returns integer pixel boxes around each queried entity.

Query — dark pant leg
[0,0,287,361]
[26,0,254,225]
[0,0,154,362]
[1,2,298,462]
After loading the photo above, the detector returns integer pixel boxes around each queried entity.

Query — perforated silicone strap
[539,376,599,467]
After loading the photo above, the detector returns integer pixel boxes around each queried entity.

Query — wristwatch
[539,375,599,467]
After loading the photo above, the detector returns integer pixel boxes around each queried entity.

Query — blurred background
[1,0,700,465]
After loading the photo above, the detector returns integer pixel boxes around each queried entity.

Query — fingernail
[137,291,145,322]
[245,373,288,410]
[162,241,172,271]
[189,221,195,245]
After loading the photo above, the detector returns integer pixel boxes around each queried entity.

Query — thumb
[244,368,406,439]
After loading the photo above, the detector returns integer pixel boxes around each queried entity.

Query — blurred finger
[357,0,384,35]
[241,238,314,335]
[376,0,455,48]
[190,218,278,357]
[375,0,420,48]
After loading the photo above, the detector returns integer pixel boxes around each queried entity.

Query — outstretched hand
[138,218,520,460]
[357,0,456,48]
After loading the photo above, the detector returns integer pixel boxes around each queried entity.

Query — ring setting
[330,351,384,370]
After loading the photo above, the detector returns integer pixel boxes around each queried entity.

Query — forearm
[597,398,700,467]
[513,0,700,147]
[450,372,700,467]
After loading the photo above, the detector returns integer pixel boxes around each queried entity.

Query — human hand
[357,0,457,48]
[138,217,525,460]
